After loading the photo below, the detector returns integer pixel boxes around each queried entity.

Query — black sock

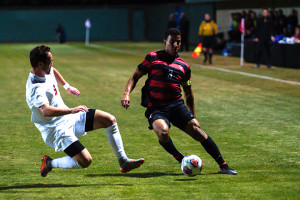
[201,136,226,167]
[204,52,208,63]
[208,53,212,64]
[159,138,184,163]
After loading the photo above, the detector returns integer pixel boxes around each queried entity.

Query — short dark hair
[30,45,51,68]
[164,28,181,40]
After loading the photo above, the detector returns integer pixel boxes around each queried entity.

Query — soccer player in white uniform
[26,45,144,177]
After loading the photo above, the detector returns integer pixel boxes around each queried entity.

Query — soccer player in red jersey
[121,28,237,175]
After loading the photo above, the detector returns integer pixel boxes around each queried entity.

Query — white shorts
[35,111,87,152]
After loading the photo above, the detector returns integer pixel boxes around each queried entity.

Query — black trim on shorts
[85,109,95,132]
[64,140,85,158]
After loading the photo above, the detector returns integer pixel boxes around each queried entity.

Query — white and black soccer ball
[181,154,203,176]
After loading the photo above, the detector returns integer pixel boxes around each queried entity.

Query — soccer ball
[181,154,203,176]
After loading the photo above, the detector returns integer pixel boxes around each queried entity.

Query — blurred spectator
[271,9,280,35]
[56,24,66,43]
[198,13,217,64]
[292,25,300,41]
[249,11,257,27]
[178,12,190,51]
[279,9,288,27]
[241,10,247,19]
[288,9,298,34]
[227,8,298,42]
[228,13,241,42]
[276,9,288,35]
[167,13,177,28]
[244,11,256,39]
[254,9,275,69]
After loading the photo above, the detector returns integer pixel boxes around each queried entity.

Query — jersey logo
[53,84,58,95]
[168,69,174,79]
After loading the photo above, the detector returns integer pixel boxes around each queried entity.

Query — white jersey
[26,68,87,151]
[26,67,68,125]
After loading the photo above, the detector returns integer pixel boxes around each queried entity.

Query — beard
[172,47,179,55]
[44,65,52,75]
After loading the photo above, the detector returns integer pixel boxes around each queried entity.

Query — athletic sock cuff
[105,123,118,134]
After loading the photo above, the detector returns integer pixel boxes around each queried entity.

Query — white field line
[88,44,300,86]
[191,63,300,86]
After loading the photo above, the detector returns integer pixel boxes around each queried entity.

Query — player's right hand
[121,94,130,110]
[71,105,88,113]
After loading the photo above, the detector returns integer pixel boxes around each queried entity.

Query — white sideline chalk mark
[88,44,300,86]
[88,44,142,56]
[191,63,300,86]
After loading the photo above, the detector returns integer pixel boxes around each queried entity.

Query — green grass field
[0,42,299,199]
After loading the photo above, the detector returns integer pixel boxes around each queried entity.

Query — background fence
[0,4,213,43]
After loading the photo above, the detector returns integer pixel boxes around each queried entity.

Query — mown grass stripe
[88,43,300,86]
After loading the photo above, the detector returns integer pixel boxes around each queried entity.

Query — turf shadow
[0,183,132,191]
[174,172,219,181]
[174,179,197,181]
[86,172,182,178]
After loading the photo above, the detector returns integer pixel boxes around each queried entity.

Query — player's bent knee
[79,156,92,168]
[83,158,92,168]
[104,114,117,127]
[95,112,117,128]
[158,130,170,143]
[109,115,117,124]
[153,119,170,142]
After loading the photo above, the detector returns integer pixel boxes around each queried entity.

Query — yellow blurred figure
[198,13,217,64]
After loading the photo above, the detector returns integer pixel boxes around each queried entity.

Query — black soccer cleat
[40,155,53,177]
[218,166,237,175]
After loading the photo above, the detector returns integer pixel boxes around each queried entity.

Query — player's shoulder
[176,57,190,69]
[145,51,159,61]
[146,51,159,57]
[201,20,206,25]
[27,74,46,92]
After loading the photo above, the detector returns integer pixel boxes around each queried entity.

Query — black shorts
[64,108,95,157]
[145,99,195,131]
[202,36,214,49]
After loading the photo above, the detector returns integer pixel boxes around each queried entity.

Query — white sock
[105,123,127,160]
[51,156,82,169]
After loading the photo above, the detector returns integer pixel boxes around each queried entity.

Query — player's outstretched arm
[121,69,144,109]
[53,67,80,97]
[39,104,88,117]
[183,85,196,118]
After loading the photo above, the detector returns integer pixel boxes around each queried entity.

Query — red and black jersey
[137,50,191,108]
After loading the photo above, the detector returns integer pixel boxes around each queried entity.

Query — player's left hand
[67,86,80,97]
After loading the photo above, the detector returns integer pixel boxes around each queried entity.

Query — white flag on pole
[239,18,245,67]
[85,18,91,45]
